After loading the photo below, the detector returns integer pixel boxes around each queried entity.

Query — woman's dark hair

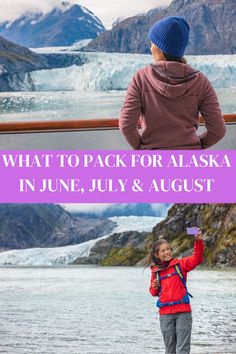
[145,238,170,268]
[163,51,187,64]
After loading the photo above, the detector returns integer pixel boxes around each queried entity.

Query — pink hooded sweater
[119,61,226,150]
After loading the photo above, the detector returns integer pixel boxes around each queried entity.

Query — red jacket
[149,239,204,315]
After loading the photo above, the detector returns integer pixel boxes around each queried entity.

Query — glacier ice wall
[31,50,236,91]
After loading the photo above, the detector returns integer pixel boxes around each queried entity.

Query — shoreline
[0,264,235,271]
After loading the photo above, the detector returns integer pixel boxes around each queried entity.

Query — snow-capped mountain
[0,2,105,48]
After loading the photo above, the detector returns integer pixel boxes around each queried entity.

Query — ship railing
[0,114,235,134]
[0,114,235,149]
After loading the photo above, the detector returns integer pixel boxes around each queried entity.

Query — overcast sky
[62,203,167,214]
[0,0,172,28]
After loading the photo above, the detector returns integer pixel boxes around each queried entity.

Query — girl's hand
[152,279,159,289]
[195,229,203,240]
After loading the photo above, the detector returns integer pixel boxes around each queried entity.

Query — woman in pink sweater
[119,16,226,150]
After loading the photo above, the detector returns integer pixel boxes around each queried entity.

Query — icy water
[0,267,235,354]
[0,91,125,122]
[0,89,235,122]
[0,52,235,122]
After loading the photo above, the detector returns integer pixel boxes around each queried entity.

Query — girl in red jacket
[119,16,226,150]
[148,230,204,354]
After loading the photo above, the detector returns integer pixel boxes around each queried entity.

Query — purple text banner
[0,150,235,203]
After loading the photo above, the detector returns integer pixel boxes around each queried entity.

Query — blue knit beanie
[148,16,190,57]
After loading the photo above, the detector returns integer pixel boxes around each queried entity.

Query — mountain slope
[151,204,236,267]
[0,35,88,91]
[0,2,105,48]
[0,36,47,73]
[0,204,115,250]
[0,35,49,90]
[84,0,235,55]
[72,230,149,265]
[83,204,236,267]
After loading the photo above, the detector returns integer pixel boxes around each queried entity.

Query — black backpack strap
[155,270,162,296]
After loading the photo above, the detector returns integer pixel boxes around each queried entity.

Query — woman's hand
[152,279,159,289]
[195,229,203,240]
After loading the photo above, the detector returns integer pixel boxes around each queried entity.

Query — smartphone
[186,227,199,235]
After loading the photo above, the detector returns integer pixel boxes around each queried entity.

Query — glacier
[0,216,162,266]
[31,49,236,92]
[1,48,235,122]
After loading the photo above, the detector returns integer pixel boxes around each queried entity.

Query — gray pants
[160,312,192,354]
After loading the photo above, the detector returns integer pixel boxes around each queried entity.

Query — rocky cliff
[151,204,236,267]
[79,204,236,267]
[84,0,235,55]
[0,204,115,250]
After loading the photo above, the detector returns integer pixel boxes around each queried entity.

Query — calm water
[0,267,235,354]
